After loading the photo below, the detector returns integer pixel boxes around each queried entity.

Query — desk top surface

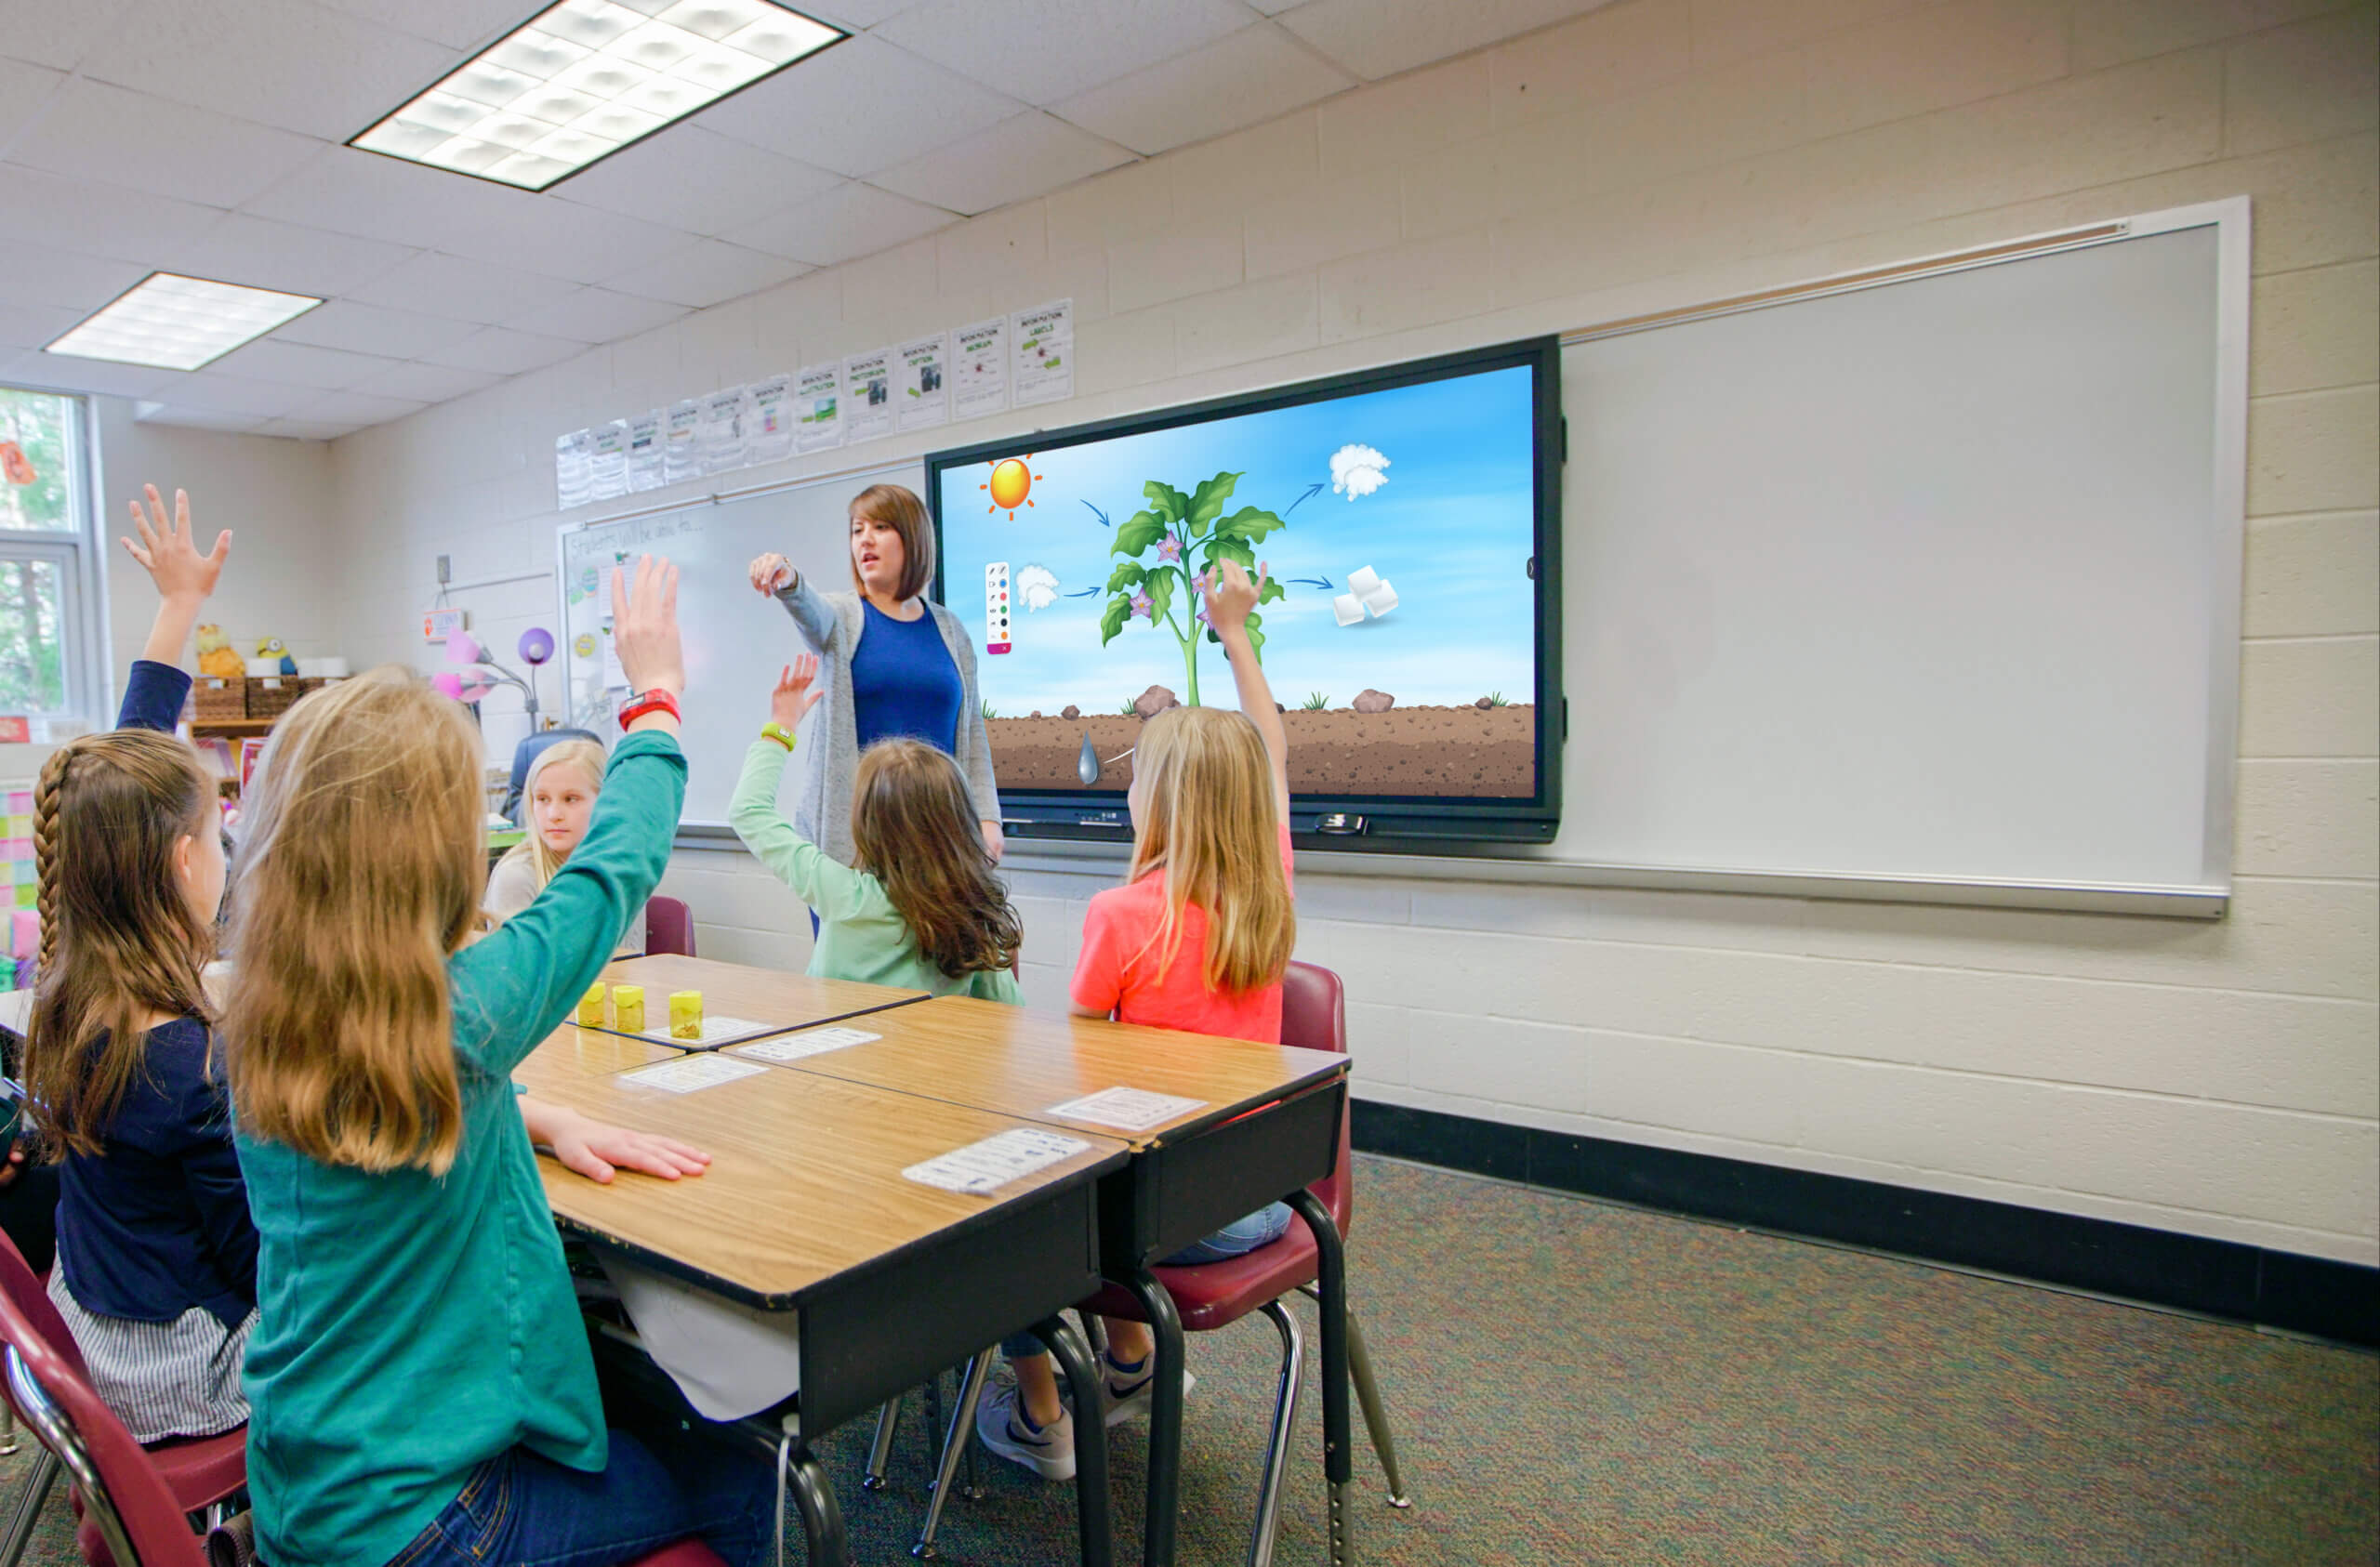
[588,955,926,1047]
[513,1024,682,1095]
[523,1051,1128,1308]
[729,995,1348,1149]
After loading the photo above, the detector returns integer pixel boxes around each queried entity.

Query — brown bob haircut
[849,482,935,603]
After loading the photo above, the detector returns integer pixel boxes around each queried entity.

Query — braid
[33,744,72,979]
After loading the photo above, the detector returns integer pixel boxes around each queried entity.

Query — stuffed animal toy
[255,637,298,676]
[196,625,244,679]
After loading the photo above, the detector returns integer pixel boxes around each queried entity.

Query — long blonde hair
[498,738,606,892]
[23,731,216,1160]
[1127,705,1295,994]
[851,739,1020,979]
[219,668,483,1175]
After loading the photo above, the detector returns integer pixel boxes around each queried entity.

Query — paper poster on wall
[554,429,593,510]
[600,620,628,690]
[1011,298,1072,407]
[663,399,702,486]
[952,317,1009,421]
[699,387,750,475]
[625,411,665,493]
[795,362,843,454]
[747,374,795,466]
[588,420,630,502]
[843,348,895,444]
[895,333,950,433]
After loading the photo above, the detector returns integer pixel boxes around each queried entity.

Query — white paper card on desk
[904,1128,1090,1195]
[734,1027,879,1062]
[1043,1086,1207,1133]
[618,1055,766,1095]
[631,1016,780,1049]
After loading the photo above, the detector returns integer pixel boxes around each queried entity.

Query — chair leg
[0,1448,59,1567]
[911,1351,991,1560]
[1246,1299,1305,1567]
[1286,1190,1352,1567]
[0,1402,15,1456]
[862,1398,901,1492]
[1344,1308,1412,1508]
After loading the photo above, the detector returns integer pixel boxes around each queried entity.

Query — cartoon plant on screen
[1097,472,1286,705]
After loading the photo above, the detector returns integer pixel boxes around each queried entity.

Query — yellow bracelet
[760,721,796,751]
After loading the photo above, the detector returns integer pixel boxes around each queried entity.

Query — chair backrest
[0,1226,87,1388]
[644,895,695,957]
[1279,961,1353,1238]
[505,728,603,823]
[0,1268,205,1567]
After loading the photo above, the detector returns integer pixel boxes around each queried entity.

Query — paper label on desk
[618,1055,766,1095]
[1043,1086,1207,1132]
[631,1016,780,1049]
[733,1027,879,1062]
[903,1128,1090,1195]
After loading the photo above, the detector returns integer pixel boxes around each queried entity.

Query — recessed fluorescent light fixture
[46,272,323,372]
[350,0,845,191]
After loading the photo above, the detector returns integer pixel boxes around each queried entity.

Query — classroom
[0,1,2372,1562]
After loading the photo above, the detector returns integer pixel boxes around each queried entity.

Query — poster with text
[588,419,629,502]
[555,429,593,510]
[699,386,749,475]
[747,373,794,466]
[796,362,843,453]
[1011,298,1073,407]
[843,348,895,444]
[663,400,702,486]
[952,317,1009,421]
[625,410,664,493]
[896,333,950,433]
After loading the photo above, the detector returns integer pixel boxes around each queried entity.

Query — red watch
[616,688,681,731]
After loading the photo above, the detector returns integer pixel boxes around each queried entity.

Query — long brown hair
[219,668,484,1175]
[850,483,934,602]
[23,732,216,1159]
[850,739,1019,979]
[1127,705,1295,994]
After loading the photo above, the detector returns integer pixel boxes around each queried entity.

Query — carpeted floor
[4,1155,2373,1564]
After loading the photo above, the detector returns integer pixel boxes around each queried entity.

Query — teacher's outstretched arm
[749,551,838,651]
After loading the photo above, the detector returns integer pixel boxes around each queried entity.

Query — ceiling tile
[256,417,367,441]
[271,299,483,359]
[1276,0,1619,82]
[298,388,432,425]
[877,0,1250,107]
[1243,0,1302,11]
[800,0,935,27]
[150,373,318,417]
[0,351,177,400]
[311,0,532,52]
[602,241,809,309]
[81,0,462,140]
[436,200,693,286]
[207,339,404,390]
[0,305,82,353]
[0,237,147,311]
[1051,22,1355,155]
[0,0,143,72]
[342,252,575,324]
[505,287,692,344]
[153,214,418,299]
[0,56,65,142]
[727,181,956,266]
[421,325,588,375]
[345,361,503,403]
[870,111,1132,217]
[694,33,1025,178]
[0,165,220,265]
[242,146,536,250]
[551,127,842,236]
[7,78,323,207]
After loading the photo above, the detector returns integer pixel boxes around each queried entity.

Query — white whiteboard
[1553,200,2245,901]
[558,460,923,828]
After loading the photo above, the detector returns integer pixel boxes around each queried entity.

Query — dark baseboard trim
[1351,1100,2379,1349]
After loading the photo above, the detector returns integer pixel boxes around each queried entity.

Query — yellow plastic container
[576,981,606,1028]
[668,991,703,1041]
[611,984,645,1033]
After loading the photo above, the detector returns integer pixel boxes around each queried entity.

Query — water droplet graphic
[1077,731,1100,786]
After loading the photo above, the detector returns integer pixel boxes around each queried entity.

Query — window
[0,387,104,727]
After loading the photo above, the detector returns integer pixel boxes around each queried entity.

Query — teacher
[747,482,1003,882]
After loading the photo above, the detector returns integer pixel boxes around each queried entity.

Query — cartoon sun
[982,454,1041,519]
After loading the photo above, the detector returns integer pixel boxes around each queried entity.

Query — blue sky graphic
[938,364,1540,714]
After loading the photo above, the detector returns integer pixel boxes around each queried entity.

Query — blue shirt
[850,599,963,757]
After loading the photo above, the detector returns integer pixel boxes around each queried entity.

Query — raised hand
[611,554,684,698]
[1200,558,1266,636]
[121,484,231,602]
[748,552,794,595]
[771,654,823,731]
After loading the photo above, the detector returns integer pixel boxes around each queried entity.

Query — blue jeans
[390,1428,777,1567]
[1002,1202,1296,1359]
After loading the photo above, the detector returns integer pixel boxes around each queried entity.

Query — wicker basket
[193,677,246,721]
[246,676,299,720]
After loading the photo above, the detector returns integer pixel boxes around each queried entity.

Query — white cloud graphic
[1329,442,1390,500]
[1016,562,1059,612]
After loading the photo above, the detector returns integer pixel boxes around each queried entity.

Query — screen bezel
[926,335,1563,849]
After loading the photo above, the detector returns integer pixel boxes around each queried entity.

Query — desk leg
[781,1438,850,1567]
[1289,1190,1352,1567]
[1033,1314,1115,1567]
[1119,1271,1186,1567]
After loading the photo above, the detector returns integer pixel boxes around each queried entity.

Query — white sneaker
[975,1378,1076,1481]
[1100,1351,1197,1428]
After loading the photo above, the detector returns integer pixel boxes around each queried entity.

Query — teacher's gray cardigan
[774,575,1001,867]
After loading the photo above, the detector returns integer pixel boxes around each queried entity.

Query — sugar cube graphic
[1332,565,1397,625]
[1360,579,1398,617]
[1333,593,1365,626]
[1346,565,1382,598]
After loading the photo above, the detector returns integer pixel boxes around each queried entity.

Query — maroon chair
[644,896,696,957]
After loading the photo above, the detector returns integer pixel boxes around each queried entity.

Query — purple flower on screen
[1157,536,1182,562]
[1130,591,1153,620]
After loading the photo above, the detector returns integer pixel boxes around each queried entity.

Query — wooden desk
[510,1024,681,1098]
[743,996,1353,1567]
[524,1057,1129,1565]
[586,955,927,1048]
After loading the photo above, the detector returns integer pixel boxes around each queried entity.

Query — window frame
[0,388,106,730]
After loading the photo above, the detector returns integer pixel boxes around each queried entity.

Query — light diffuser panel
[351,0,843,191]
[46,273,323,372]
